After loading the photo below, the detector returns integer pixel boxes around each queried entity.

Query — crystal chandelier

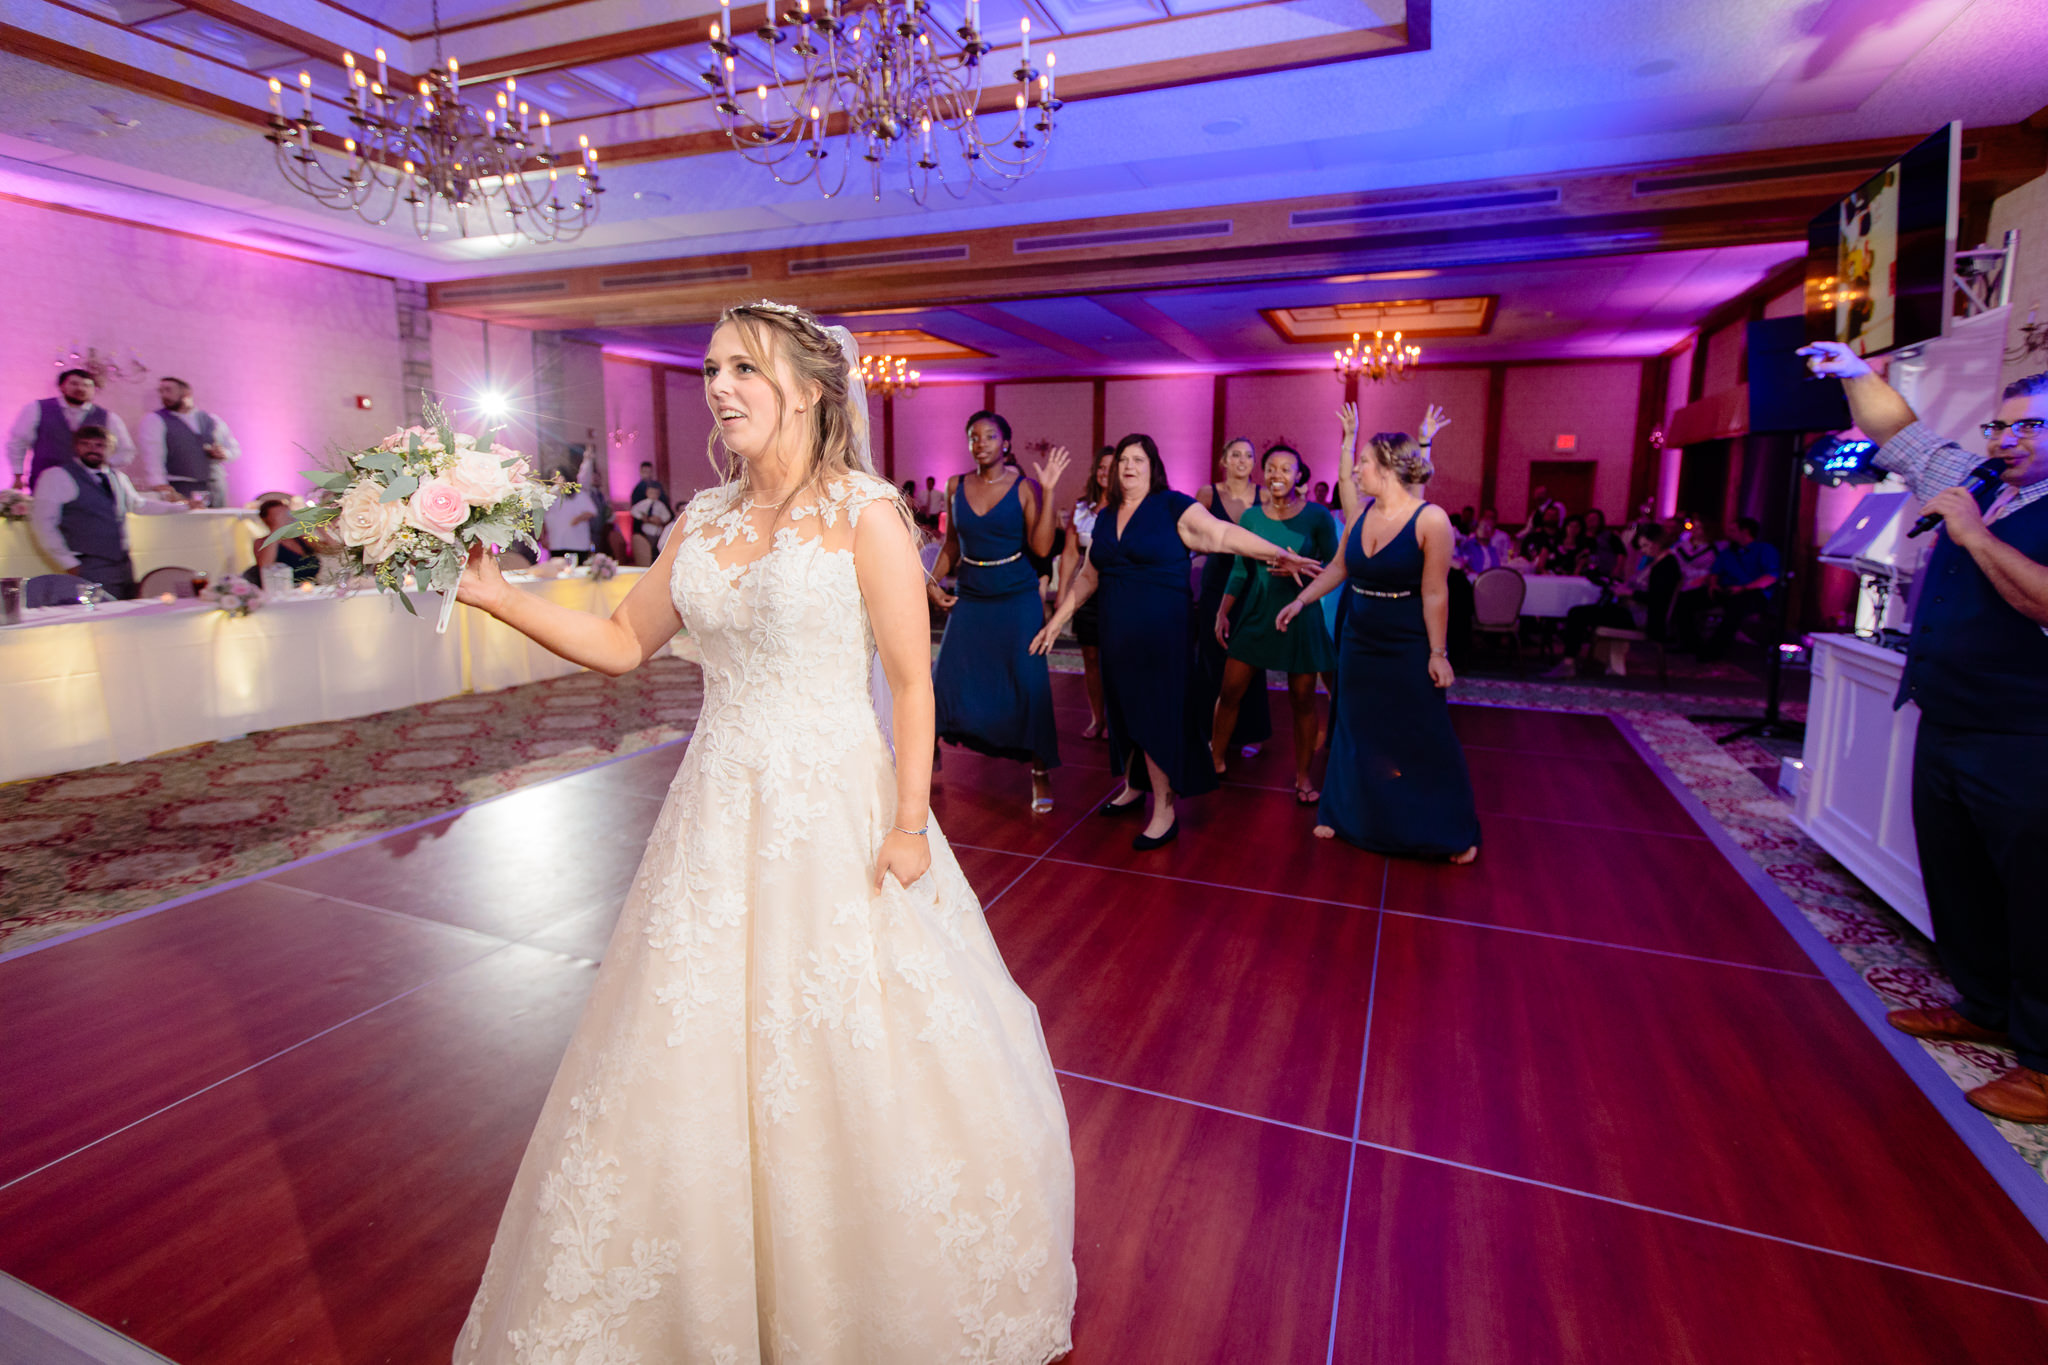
[860,353,921,397]
[264,1,602,244]
[702,0,1061,202]
[1334,331,1420,384]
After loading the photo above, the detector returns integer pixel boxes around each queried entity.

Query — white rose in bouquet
[337,478,405,563]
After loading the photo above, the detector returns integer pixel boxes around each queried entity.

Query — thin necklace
[977,461,1007,484]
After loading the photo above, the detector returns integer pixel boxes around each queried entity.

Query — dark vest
[155,408,217,490]
[52,458,132,583]
[30,398,109,484]
[1899,495,2048,733]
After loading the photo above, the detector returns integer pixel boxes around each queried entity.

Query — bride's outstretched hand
[874,829,931,892]
[455,542,510,613]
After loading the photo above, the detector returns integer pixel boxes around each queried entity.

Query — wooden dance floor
[4,674,2046,1362]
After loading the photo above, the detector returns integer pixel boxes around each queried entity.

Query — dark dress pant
[1911,722,2048,1071]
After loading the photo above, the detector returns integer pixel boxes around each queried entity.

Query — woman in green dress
[1210,443,1340,803]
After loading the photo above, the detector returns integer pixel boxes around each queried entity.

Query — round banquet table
[0,568,657,783]
[1516,574,1605,619]
[0,508,258,584]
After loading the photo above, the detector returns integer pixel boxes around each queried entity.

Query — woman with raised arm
[1029,433,1321,850]
[1279,431,1480,863]
[925,410,1068,812]
[1210,443,1339,801]
[1193,435,1273,760]
[450,302,1075,1364]
[1059,445,1115,738]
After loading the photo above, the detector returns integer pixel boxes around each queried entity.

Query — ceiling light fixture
[701,0,1060,203]
[860,353,921,397]
[1334,331,1419,385]
[263,0,601,244]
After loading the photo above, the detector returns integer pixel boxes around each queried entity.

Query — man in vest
[137,377,241,506]
[27,425,187,599]
[1805,341,2048,1124]
[7,369,135,489]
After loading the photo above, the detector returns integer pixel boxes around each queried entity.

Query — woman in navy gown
[1194,436,1273,764]
[928,410,1070,812]
[1278,433,1480,863]
[1032,434,1320,849]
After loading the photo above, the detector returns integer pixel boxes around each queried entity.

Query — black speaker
[1747,316,1851,435]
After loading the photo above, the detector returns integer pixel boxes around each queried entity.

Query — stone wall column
[394,280,433,426]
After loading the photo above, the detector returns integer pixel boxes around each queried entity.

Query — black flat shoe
[1132,820,1179,851]
[1099,795,1146,818]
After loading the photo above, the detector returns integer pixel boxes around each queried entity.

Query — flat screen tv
[1804,122,1960,357]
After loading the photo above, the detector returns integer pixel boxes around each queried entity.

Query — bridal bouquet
[263,405,568,633]
[0,488,30,521]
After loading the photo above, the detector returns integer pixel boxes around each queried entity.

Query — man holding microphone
[1801,342,2048,1123]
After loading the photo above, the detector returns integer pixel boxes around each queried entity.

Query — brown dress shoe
[1967,1067,2048,1124]
[1886,1005,2009,1045]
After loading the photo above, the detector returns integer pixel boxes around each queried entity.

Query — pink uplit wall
[429,316,536,464]
[990,382,1092,505]
[0,197,400,500]
[1104,374,1212,497]
[889,382,983,495]
[601,357,656,502]
[664,368,721,504]
[1495,362,1643,524]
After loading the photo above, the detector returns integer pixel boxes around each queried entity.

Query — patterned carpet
[0,655,701,955]
[3,649,2038,1182]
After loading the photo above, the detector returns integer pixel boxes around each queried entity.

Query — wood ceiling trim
[428,122,2047,329]
[172,0,417,84]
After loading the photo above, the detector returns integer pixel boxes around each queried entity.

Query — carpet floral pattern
[0,655,702,955]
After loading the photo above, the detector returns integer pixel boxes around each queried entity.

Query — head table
[0,508,259,584]
[0,568,655,784]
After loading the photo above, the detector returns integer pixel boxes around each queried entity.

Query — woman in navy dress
[1194,436,1273,765]
[928,410,1070,812]
[1278,433,1480,863]
[1032,434,1320,850]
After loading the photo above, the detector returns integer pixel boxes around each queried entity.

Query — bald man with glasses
[1805,342,2048,1124]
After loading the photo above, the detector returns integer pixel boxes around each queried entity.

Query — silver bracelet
[892,823,929,837]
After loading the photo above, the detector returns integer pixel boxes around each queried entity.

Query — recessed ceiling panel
[135,12,305,71]
[1263,296,1497,343]
[849,328,992,360]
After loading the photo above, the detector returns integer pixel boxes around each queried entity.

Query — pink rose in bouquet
[448,447,516,508]
[403,475,470,543]
[337,478,404,563]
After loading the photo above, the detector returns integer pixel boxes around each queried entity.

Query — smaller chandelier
[264,24,602,245]
[1335,331,1420,384]
[704,0,1061,203]
[860,354,921,398]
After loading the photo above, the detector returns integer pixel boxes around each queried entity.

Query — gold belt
[1349,585,1413,598]
[960,551,1025,567]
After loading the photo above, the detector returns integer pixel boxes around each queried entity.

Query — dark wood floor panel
[929,748,1120,854]
[269,782,660,939]
[1332,1146,2048,1364]
[991,862,1377,1132]
[0,882,501,1188]
[1448,704,1641,761]
[1464,745,1702,836]
[1381,813,1818,972]
[1061,1074,1349,1364]
[1051,783,1388,905]
[0,944,594,1365]
[1361,915,2048,1298]
[949,843,1041,905]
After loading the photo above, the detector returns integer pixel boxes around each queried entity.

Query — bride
[449,302,1076,1364]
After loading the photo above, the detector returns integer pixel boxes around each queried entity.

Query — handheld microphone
[1908,457,2009,538]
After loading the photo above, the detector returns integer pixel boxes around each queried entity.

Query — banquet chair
[25,573,90,607]
[1470,567,1527,672]
[137,566,199,598]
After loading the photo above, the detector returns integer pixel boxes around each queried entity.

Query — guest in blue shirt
[1697,516,1780,661]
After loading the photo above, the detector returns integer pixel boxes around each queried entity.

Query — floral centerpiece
[201,577,260,618]
[0,488,30,522]
[263,404,567,633]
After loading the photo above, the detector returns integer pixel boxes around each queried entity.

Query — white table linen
[0,568,659,783]
[0,508,257,583]
[1517,574,1604,618]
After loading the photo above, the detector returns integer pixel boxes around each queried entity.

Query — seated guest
[28,425,186,598]
[245,497,324,586]
[1699,515,1780,661]
[1515,504,1563,561]
[1551,525,1681,673]
[1581,507,1626,580]
[138,377,239,506]
[8,369,134,489]
[1542,514,1590,574]
[543,480,599,563]
[1454,508,1513,574]
[1669,515,1719,649]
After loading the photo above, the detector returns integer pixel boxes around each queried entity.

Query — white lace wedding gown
[455,474,1076,1365]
